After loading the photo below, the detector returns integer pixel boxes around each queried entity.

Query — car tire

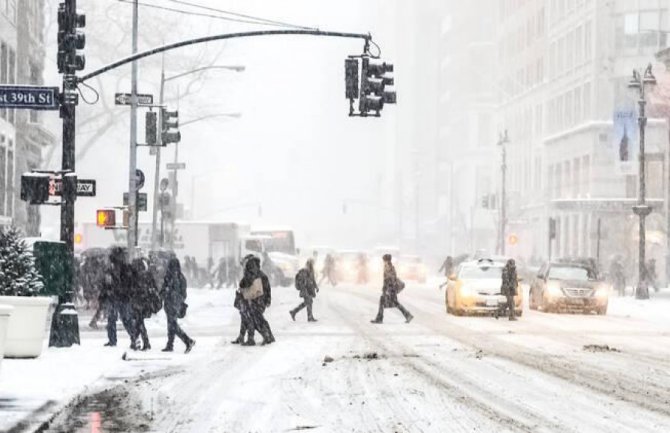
[596,306,607,315]
[454,308,464,317]
[515,309,523,317]
[541,296,553,313]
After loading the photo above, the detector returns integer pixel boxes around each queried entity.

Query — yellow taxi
[445,259,523,316]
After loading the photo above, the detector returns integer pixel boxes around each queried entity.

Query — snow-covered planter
[0,227,51,358]
[0,304,13,370]
[0,296,53,358]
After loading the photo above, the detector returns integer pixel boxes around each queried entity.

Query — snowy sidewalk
[0,288,232,433]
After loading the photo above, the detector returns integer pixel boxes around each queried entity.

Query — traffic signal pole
[127,0,140,257]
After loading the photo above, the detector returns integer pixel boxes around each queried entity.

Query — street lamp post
[497,130,509,255]
[628,64,656,300]
[150,64,244,249]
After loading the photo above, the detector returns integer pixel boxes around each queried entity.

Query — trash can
[32,240,72,299]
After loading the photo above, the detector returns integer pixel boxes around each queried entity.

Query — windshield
[252,231,296,255]
[459,266,503,279]
[548,265,596,281]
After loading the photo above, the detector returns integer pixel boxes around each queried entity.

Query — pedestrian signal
[96,209,115,227]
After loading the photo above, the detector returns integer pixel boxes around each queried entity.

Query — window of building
[6,147,12,217]
[585,20,592,59]
[0,144,5,216]
[583,82,591,118]
[8,48,15,125]
[0,41,6,121]
[576,25,584,63]
[29,63,40,123]
[582,155,590,194]
[574,87,582,122]
[565,92,573,126]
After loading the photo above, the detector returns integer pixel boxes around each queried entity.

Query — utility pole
[497,130,509,256]
[628,65,656,300]
[127,0,139,257]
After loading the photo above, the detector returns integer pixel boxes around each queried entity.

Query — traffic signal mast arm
[78,30,374,83]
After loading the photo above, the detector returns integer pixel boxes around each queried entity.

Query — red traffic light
[96,209,115,227]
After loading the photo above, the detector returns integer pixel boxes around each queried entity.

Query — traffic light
[96,209,116,228]
[57,0,86,74]
[345,58,359,99]
[359,57,396,116]
[161,108,181,145]
[20,173,51,204]
[146,111,157,146]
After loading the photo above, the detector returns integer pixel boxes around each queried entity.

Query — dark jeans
[166,313,191,349]
[135,314,150,348]
[291,296,315,320]
[250,301,273,342]
[505,295,516,319]
[106,301,118,345]
[375,295,411,322]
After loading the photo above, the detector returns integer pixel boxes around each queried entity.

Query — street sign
[123,192,148,212]
[135,169,145,190]
[49,179,97,197]
[114,93,154,106]
[159,178,169,192]
[0,85,59,110]
[166,162,186,170]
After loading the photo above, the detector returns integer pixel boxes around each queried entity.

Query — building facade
[441,0,670,278]
[0,0,54,234]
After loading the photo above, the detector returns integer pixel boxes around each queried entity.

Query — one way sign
[49,179,97,197]
[115,93,153,106]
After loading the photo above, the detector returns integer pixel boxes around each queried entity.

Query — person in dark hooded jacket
[371,254,413,324]
[131,257,160,351]
[161,257,195,353]
[102,247,137,348]
[237,255,275,345]
[496,258,518,321]
[290,259,319,322]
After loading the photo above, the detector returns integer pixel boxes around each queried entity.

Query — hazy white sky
[41,0,413,249]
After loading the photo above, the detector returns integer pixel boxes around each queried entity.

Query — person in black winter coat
[290,259,319,322]
[237,255,275,346]
[131,257,160,351]
[371,254,413,324]
[161,257,195,353]
[497,259,518,321]
[103,247,137,348]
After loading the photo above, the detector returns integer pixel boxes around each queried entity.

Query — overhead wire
[115,0,316,30]
[160,0,317,30]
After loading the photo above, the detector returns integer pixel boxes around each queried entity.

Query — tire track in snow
[355,287,670,420]
[325,291,550,433]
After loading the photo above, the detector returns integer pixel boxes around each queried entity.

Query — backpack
[295,269,309,291]
[146,284,163,315]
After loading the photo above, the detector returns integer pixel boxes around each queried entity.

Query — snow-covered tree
[0,227,43,296]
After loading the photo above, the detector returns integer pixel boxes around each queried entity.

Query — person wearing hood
[161,257,195,353]
[237,254,275,345]
[497,258,518,321]
[290,259,319,322]
[371,254,413,324]
[131,257,161,351]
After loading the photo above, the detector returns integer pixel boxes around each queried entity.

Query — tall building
[0,0,54,234]
[497,0,669,276]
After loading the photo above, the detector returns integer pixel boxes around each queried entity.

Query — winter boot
[290,310,297,321]
[185,339,196,354]
[161,346,174,352]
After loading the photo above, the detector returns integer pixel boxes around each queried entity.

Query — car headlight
[595,286,609,299]
[459,285,475,297]
[546,282,563,297]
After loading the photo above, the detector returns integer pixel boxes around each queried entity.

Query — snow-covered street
[9,283,668,433]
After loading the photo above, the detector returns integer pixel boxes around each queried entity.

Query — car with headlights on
[529,260,609,314]
[445,259,523,316]
[397,255,427,284]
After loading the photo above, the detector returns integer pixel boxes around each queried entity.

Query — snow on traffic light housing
[96,209,116,228]
[346,55,396,117]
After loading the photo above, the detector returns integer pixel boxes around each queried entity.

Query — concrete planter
[0,296,54,358]
[0,304,13,371]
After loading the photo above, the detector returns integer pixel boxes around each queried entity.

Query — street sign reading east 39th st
[0,85,60,110]
[115,93,154,106]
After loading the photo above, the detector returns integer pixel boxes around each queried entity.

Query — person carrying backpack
[290,259,319,322]
[161,257,195,353]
